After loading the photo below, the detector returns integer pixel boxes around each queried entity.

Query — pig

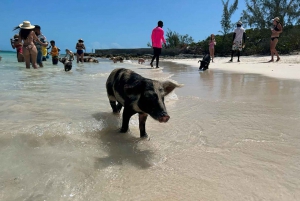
[58,57,72,71]
[138,58,145,64]
[106,68,182,138]
[198,54,211,71]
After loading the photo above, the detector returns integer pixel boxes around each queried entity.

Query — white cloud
[111,43,123,49]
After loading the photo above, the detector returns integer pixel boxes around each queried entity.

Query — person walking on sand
[10,34,24,62]
[13,21,47,69]
[76,39,85,63]
[34,25,48,67]
[229,21,246,62]
[269,17,283,62]
[150,20,166,68]
[209,34,216,62]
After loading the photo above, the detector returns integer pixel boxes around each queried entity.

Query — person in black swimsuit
[76,38,85,63]
[269,17,283,62]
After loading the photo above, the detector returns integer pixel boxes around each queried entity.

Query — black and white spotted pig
[106,68,182,138]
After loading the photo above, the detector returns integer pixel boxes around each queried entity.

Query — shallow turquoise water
[0,51,300,201]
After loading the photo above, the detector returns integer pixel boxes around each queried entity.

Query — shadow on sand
[92,112,153,170]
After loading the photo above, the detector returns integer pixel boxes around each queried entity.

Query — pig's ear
[162,81,184,96]
[124,81,144,95]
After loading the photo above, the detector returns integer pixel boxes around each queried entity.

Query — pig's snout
[158,112,170,123]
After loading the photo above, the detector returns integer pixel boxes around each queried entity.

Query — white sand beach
[166,55,300,80]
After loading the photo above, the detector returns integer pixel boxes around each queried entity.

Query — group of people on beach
[4,18,283,69]
[10,21,86,69]
[149,17,282,68]
[208,17,283,63]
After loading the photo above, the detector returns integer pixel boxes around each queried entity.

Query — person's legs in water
[150,47,161,68]
[30,46,38,68]
[156,48,161,68]
[52,56,58,65]
[22,46,31,68]
[150,48,157,67]
[37,50,43,67]
[17,52,24,62]
[22,45,38,68]
[80,53,83,63]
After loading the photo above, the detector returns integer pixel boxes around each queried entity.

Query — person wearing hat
[229,21,246,62]
[13,21,48,69]
[75,39,85,63]
[10,34,24,62]
[269,17,283,62]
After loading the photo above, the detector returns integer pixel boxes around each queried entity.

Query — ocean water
[0,51,300,201]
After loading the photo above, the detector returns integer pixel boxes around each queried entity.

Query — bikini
[271,23,281,41]
[76,43,84,55]
[15,44,23,54]
[209,40,215,48]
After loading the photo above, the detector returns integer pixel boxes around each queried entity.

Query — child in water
[49,40,59,65]
[11,34,24,62]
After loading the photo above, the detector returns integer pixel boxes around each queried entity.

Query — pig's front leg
[139,113,148,138]
[109,101,123,113]
[120,107,136,133]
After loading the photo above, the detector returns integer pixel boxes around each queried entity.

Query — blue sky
[0,0,246,52]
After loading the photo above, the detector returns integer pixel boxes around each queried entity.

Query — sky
[0,0,246,52]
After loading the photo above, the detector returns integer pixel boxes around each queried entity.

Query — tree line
[158,0,300,56]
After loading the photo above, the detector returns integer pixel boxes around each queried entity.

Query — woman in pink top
[150,21,166,68]
[13,21,47,69]
[209,34,216,62]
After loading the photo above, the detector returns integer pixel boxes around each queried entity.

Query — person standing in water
[10,34,24,62]
[150,20,166,68]
[13,21,47,69]
[34,25,48,67]
[49,40,59,65]
[76,39,85,63]
[209,34,216,62]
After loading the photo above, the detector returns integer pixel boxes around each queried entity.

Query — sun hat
[237,21,243,25]
[19,21,35,29]
[272,17,280,22]
[78,38,84,42]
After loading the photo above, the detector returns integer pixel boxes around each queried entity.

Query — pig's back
[106,68,144,101]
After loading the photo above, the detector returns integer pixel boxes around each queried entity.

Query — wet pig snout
[158,112,170,123]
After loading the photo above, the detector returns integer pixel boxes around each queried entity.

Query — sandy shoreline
[165,55,300,81]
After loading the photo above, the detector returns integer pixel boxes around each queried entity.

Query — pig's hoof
[120,128,128,133]
[140,133,148,138]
